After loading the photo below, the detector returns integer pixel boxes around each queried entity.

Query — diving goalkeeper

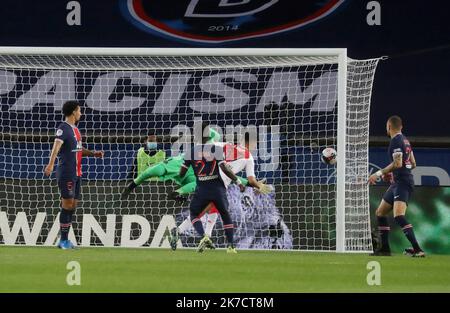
[120,128,270,200]
[120,126,222,200]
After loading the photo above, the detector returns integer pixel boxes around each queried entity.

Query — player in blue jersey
[44,101,104,249]
[179,124,245,253]
[368,116,424,257]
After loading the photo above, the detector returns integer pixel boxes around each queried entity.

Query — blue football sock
[394,215,421,251]
[59,208,73,241]
[219,211,234,245]
[377,216,390,250]
[191,217,205,237]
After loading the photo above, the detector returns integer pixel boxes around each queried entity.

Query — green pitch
[1,246,449,292]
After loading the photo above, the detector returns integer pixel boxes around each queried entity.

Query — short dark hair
[388,115,402,129]
[62,101,80,117]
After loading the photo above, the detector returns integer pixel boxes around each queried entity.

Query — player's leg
[189,201,205,238]
[121,163,166,199]
[169,213,202,251]
[204,204,219,238]
[212,189,236,253]
[188,193,213,252]
[370,185,394,255]
[392,186,424,257]
[373,200,393,254]
[177,202,211,235]
[168,176,199,250]
[190,190,218,252]
[68,178,81,248]
[171,178,208,234]
[167,179,196,250]
[57,178,78,249]
[170,202,217,250]
[134,162,166,184]
[59,198,74,244]
[189,202,217,249]
[168,216,184,251]
[176,216,192,235]
[170,214,193,251]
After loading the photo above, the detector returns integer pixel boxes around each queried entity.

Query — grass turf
[0,246,449,292]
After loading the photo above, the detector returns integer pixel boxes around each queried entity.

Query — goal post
[0,47,380,252]
[336,51,347,253]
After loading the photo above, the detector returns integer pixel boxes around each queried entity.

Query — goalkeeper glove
[258,183,272,194]
[257,179,272,195]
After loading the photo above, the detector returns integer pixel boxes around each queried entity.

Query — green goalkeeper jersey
[135,128,220,187]
[136,148,166,179]
[157,154,196,185]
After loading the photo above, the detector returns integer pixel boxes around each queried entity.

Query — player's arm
[410,150,417,169]
[82,147,104,158]
[368,151,403,185]
[247,176,259,188]
[219,161,245,192]
[248,176,272,194]
[245,156,272,194]
[44,139,63,177]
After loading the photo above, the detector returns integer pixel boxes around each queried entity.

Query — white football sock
[177,217,192,235]
[205,213,218,237]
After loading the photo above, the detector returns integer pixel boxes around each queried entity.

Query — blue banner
[1,0,449,136]
[4,140,448,186]
[369,147,450,187]
[0,67,337,133]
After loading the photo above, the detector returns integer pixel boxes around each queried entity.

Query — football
[321,147,337,165]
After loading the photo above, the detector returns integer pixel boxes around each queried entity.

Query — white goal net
[0,48,380,252]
